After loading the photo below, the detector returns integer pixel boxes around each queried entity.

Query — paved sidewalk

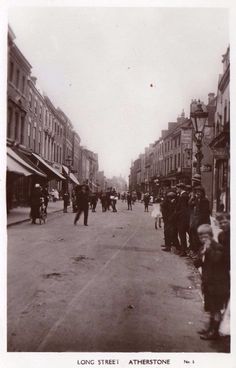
[7,200,66,227]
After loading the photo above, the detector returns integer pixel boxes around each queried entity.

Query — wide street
[7,201,229,353]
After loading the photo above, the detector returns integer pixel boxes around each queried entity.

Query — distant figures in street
[144,193,150,212]
[127,192,132,210]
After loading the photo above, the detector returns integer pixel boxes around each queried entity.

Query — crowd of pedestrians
[72,185,120,226]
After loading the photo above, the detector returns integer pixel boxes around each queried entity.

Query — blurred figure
[30,183,42,224]
[144,193,150,212]
[90,192,98,212]
[175,183,190,257]
[162,191,180,252]
[194,224,230,340]
[100,191,107,212]
[74,185,89,226]
[63,191,70,213]
[110,189,118,212]
[127,192,132,210]
[41,184,49,214]
[151,197,162,230]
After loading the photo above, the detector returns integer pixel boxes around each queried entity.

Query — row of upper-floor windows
[27,120,63,163]
[7,106,25,144]
[164,135,181,154]
[9,60,26,94]
[164,154,181,173]
[28,94,65,138]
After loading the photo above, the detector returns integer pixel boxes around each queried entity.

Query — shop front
[210,132,230,213]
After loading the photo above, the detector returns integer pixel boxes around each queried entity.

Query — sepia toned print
[6,6,230,356]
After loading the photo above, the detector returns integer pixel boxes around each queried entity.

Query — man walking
[74,184,89,226]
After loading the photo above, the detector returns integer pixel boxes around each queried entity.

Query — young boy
[194,224,230,340]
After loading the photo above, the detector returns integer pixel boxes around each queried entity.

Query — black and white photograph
[1,1,235,367]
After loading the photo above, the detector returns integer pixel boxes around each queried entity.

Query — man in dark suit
[175,183,190,256]
[74,184,89,226]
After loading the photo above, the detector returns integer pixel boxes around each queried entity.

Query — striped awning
[7,155,32,176]
[7,147,46,177]
[32,153,66,180]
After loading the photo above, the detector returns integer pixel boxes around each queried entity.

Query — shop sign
[211,147,229,159]
[181,129,192,144]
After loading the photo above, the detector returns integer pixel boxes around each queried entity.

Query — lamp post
[190,100,208,177]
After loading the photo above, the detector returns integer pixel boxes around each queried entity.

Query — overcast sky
[8,7,229,179]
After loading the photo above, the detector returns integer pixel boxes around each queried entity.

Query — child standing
[194,224,230,340]
[151,197,162,229]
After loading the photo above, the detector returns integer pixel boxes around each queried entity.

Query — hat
[192,174,201,183]
[176,182,186,189]
[167,191,176,197]
[195,186,205,194]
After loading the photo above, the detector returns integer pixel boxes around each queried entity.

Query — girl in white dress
[151,197,162,229]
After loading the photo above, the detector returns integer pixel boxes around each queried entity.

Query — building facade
[7,26,101,209]
[210,46,230,213]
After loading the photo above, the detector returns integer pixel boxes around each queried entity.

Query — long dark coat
[194,240,230,312]
[175,191,189,225]
[30,187,42,219]
[189,197,211,229]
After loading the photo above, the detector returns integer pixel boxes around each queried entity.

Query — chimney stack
[208,93,215,104]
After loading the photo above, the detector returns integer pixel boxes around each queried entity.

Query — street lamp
[190,100,208,177]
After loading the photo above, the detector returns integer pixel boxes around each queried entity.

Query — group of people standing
[153,179,230,341]
[160,182,211,257]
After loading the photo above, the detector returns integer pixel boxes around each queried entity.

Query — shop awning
[62,165,80,185]
[32,153,66,180]
[7,154,32,176]
[7,147,46,177]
